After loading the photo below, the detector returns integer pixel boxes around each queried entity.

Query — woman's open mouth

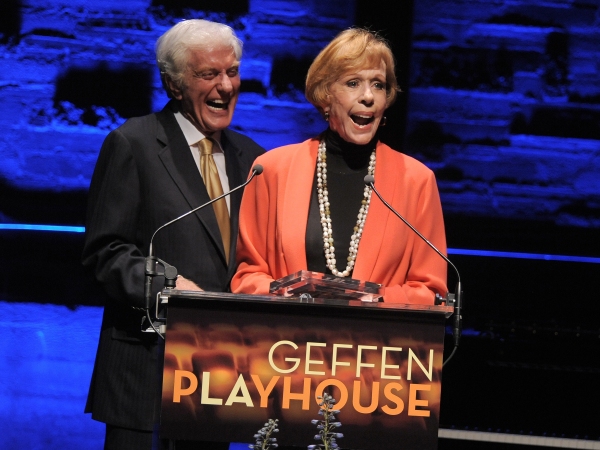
[351,114,374,127]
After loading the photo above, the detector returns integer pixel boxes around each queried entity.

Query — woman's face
[325,61,387,145]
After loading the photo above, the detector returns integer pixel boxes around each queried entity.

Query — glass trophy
[269,270,384,302]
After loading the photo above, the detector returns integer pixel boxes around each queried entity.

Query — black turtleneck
[306,128,377,275]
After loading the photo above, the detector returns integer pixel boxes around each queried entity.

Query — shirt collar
[173,111,223,153]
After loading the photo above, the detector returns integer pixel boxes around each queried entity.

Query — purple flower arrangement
[251,393,344,450]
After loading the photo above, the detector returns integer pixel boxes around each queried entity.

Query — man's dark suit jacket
[82,100,265,431]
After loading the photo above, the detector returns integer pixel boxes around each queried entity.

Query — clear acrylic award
[269,270,384,302]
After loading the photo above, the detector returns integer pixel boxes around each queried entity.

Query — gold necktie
[198,138,230,263]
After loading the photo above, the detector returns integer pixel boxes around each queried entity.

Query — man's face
[168,46,241,136]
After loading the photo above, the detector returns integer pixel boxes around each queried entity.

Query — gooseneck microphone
[147,164,264,259]
[364,174,463,366]
[143,164,264,336]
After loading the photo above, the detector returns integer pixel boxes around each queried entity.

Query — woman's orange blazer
[231,137,448,304]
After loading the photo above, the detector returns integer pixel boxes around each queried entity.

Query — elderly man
[82,19,265,450]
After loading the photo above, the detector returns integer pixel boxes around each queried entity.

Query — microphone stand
[364,175,463,366]
[142,256,177,339]
[142,165,264,337]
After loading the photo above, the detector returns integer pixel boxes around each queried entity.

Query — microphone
[364,174,463,366]
[144,164,264,322]
[148,164,264,257]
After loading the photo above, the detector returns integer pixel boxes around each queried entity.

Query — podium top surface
[161,289,454,318]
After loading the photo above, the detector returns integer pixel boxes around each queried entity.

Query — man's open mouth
[207,99,229,110]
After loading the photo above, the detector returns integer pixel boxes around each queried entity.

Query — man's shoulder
[222,128,265,157]
[113,111,161,136]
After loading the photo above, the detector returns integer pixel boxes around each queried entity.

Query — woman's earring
[380,116,387,127]
[324,111,330,122]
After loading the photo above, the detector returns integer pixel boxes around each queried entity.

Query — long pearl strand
[317,139,375,277]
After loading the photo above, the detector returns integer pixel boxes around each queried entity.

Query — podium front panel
[160,291,452,450]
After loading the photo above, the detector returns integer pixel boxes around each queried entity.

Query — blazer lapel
[155,104,227,263]
[354,142,394,281]
[280,138,320,272]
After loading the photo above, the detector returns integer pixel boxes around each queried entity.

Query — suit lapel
[221,129,245,269]
[155,104,227,263]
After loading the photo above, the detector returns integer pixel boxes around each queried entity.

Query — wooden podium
[158,290,453,449]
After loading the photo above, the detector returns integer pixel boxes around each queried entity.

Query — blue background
[1,0,599,448]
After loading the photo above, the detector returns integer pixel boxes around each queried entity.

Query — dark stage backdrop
[1,0,599,449]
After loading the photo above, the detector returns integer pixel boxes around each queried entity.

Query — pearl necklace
[317,139,375,277]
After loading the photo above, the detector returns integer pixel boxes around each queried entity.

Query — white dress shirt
[174,111,231,212]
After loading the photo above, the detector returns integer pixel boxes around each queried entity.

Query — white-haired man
[83,19,265,449]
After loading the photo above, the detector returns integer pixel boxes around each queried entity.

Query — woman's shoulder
[377,142,434,175]
[256,137,318,164]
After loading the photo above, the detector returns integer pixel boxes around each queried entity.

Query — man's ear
[165,74,183,100]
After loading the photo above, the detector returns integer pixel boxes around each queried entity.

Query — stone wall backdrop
[408,0,600,228]
[0,0,599,449]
